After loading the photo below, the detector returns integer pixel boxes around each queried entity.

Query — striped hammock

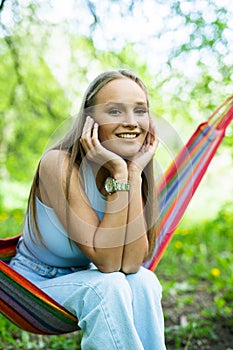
[1,96,233,335]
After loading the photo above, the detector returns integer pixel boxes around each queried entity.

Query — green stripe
[1,271,77,326]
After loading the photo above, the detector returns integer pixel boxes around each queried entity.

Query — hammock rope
[1,95,233,335]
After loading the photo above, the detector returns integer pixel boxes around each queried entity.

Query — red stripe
[158,125,216,230]
[149,128,225,271]
[158,122,211,193]
[0,261,77,320]
[0,300,42,334]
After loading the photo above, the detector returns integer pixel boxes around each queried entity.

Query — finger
[149,128,157,148]
[81,117,94,145]
[149,137,159,156]
[145,134,151,150]
[92,122,100,146]
[80,117,95,154]
[149,117,156,137]
[82,116,94,138]
[144,128,153,150]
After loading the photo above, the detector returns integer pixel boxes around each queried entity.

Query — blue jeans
[10,239,166,350]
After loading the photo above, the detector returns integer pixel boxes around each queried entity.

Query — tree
[0,0,232,209]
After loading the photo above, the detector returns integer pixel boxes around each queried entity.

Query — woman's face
[92,78,149,159]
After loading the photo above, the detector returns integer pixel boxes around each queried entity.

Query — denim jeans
[10,239,166,350]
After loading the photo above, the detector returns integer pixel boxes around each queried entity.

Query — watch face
[104,177,116,194]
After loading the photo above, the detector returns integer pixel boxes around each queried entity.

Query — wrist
[128,166,142,180]
[105,161,128,181]
[112,167,128,181]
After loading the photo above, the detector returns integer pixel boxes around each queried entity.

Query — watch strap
[104,177,130,195]
[116,181,130,191]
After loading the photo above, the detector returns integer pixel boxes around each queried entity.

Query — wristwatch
[104,177,130,195]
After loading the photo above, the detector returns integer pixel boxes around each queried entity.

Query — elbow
[96,261,122,274]
[98,266,121,273]
[96,261,141,274]
[120,263,141,275]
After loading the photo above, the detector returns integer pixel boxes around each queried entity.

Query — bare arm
[121,169,149,274]
[39,113,132,273]
[39,117,157,274]
[121,118,158,274]
[39,150,129,272]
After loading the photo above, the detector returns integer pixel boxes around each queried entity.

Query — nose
[122,111,138,127]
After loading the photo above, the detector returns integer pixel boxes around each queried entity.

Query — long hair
[27,69,158,261]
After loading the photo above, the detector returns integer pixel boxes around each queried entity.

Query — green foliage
[0,40,71,183]
[0,0,232,199]
[0,316,82,350]
[0,1,232,347]
[157,203,233,348]
[0,208,24,237]
[1,204,232,348]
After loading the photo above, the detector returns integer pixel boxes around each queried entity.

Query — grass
[157,202,233,349]
[0,203,233,349]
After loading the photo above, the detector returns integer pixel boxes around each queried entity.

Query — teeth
[118,134,137,139]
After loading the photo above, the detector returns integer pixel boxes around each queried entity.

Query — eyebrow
[103,101,148,107]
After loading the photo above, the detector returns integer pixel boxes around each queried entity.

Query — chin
[105,143,142,160]
[116,150,140,160]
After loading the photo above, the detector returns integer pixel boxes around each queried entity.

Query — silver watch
[104,177,130,195]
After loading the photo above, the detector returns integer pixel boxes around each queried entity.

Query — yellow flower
[211,268,221,277]
[175,241,183,249]
[181,229,189,235]
[0,212,9,221]
[13,212,23,222]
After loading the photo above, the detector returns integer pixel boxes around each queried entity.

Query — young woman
[10,69,166,350]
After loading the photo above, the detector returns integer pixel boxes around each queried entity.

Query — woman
[10,69,166,349]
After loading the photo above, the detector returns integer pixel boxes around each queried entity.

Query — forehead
[95,78,147,105]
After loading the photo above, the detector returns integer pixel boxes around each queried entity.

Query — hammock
[1,96,233,335]
[0,235,78,334]
[144,94,233,270]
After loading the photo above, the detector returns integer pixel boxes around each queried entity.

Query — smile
[117,133,138,139]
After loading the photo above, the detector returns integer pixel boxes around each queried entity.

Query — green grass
[157,202,233,349]
[0,316,82,350]
[1,203,232,349]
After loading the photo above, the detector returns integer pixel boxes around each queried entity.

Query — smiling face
[92,78,149,159]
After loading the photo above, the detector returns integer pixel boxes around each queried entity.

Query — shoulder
[38,150,82,201]
[41,149,68,164]
[39,150,74,182]
[40,150,69,170]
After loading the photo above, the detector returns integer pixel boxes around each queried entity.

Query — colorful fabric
[0,96,232,334]
[0,235,79,334]
[144,95,233,270]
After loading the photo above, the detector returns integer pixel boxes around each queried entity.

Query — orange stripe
[0,300,42,334]
[158,123,212,193]
[1,261,77,321]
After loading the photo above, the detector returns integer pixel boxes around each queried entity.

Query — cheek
[144,118,150,131]
[141,120,149,138]
[98,125,112,143]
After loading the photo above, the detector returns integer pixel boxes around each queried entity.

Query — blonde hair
[27,69,157,261]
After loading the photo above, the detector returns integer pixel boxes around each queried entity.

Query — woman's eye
[108,109,122,115]
[135,109,148,115]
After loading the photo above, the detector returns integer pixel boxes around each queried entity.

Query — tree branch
[0,0,7,12]
[87,0,99,31]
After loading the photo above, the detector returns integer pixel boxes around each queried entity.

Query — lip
[116,133,140,139]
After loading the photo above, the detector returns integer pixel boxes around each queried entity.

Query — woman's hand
[80,116,127,177]
[127,117,158,174]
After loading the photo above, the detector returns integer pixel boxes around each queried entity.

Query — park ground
[0,205,232,349]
